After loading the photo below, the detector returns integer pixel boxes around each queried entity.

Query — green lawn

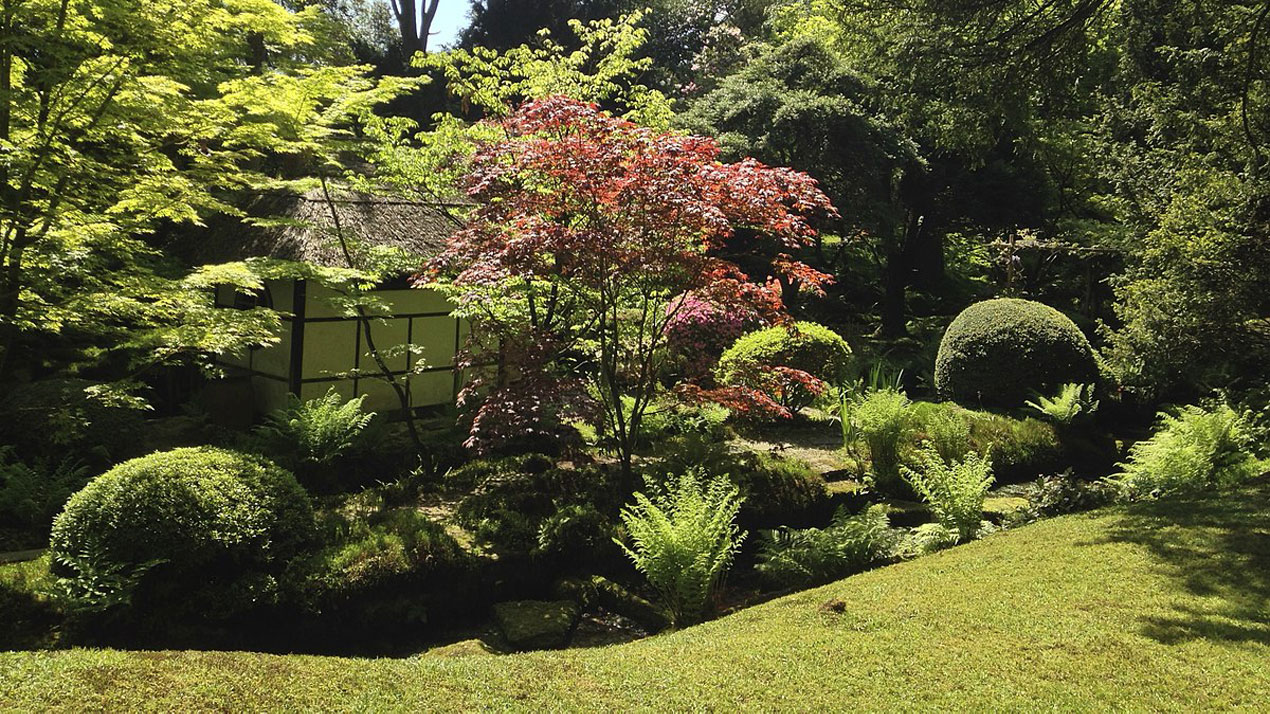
[3,484,1269,711]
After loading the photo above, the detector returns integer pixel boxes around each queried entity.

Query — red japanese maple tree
[426,96,836,473]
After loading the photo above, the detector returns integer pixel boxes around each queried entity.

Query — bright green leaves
[413,11,673,126]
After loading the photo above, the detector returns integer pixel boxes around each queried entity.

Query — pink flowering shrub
[666,294,756,378]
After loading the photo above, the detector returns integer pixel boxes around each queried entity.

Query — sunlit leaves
[414,11,673,127]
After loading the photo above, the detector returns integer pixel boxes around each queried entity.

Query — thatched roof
[176,190,467,270]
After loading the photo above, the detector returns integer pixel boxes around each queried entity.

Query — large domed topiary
[935,298,1097,407]
[50,447,314,616]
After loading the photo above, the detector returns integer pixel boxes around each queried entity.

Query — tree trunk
[878,169,934,337]
[392,0,441,61]
[879,251,909,338]
[909,227,944,290]
[0,245,25,383]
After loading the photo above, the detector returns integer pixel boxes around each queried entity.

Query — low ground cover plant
[0,379,147,468]
[842,387,913,496]
[756,504,897,589]
[844,396,1060,496]
[294,507,469,630]
[617,469,746,627]
[1107,403,1264,500]
[256,389,376,467]
[453,454,624,563]
[1013,470,1114,523]
[0,449,89,548]
[651,435,829,529]
[1026,383,1099,426]
[636,399,732,444]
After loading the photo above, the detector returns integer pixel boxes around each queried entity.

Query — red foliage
[674,383,794,422]
[424,96,837,454]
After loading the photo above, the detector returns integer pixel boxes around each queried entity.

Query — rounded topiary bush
[716,321,853,412]
[50,447,314,616]
[935,298,1097,408]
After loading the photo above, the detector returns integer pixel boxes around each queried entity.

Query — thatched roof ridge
[178,189,468,270]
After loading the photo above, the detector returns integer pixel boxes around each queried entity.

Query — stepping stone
[492,600,580,651]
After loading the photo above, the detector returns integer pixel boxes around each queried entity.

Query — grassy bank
[2,483,1268,711]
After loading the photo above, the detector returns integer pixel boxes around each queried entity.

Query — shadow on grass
[0,559,61,650]
[1099,478,1270,646]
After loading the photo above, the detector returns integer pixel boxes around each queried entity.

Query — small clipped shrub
[901,443,994,541]
[617,469,746,627]
[454,454,625,561]
[1016,470,1114,522]
[1107,404,1264,500]
[935,298,1097,407]
[843,388,914,496]
[49,447,314,617]
[717,321,853,413]
[756,504,897,589]
[256,388,376,467]
[1026,383,1099,426]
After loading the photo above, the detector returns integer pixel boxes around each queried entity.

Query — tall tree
[1093,0,1270,399]
[0,0,395,396]
[748,0,1114,335]
[683,36,923,333]
[390,0,441,58]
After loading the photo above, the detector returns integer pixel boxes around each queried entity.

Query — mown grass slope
[3,483,1268,711]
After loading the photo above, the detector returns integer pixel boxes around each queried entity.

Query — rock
[492,600,580,651]
[421,638,499,657]
[554,575,670,633]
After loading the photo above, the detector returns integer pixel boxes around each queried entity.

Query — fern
[1107,403,1263,499]
[616,469,745,627]
[756,504,896,589]
[1025,383,1098,426]
[257,388,375,465]
[901,443,994,541]
[842,387,913,495]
